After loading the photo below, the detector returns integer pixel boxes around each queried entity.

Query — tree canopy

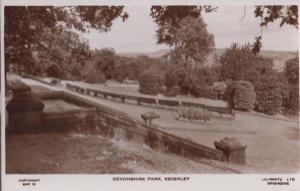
[150,5,298,53]
[150,5,216,46]
[220,43,274,81]
[5,6,128,73]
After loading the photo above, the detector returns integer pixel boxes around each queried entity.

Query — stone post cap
[214,137,247,150]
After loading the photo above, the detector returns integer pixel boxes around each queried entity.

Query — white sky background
[82,6,299,53]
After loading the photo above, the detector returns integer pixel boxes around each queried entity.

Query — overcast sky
[82,6,299,53]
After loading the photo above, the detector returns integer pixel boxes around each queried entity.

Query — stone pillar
[6,83,45,133]
[214,137,247,165]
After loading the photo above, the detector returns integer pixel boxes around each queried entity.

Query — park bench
[94,90,107,98]
[181,101,206,109]
[66,83,72,90]
[85,88,97,96]
[123,94,138,101]
[137,97,157,107]
[206,105,235,119]
[107,92,121,101]
[120,94,139,104]
[77,86,85,94]
[157,99,180,110]
[71,85,80,92]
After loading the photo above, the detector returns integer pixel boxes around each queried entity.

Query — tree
[172,17,214,68]
[5,6,128,75]
[156,16,214,94]
[46,64,64,78]
[84,63,106,84]
[91,48,117,79]
[151,5,298,54]
[284,57,299,85]
[35,28,91,80]
[220,43,274,81]
[135,55,162,79]
[139,69,164,95]
[150,6,216,45]
[252,5,298,53]
[151,7,215,95]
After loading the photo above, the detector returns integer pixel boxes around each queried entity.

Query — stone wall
[37,91,224,162]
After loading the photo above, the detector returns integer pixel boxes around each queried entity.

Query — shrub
[139,69,164,95]
[287,85,299,115]
[46,64,64,79]
[233,81,256,111]
[32,66,42,76]
[164,85,181,97]
[164,65,181,89]
[178,107,211,121]
[254,74,283,115]
[284,57,299,85]
[223,81,236,108]
[85,66,106,84]
[190,83,209,98]
[277,73,290,110]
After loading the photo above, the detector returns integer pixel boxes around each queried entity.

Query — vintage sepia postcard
[1,0,299,191]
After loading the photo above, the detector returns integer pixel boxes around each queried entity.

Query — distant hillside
[118,49,298,71]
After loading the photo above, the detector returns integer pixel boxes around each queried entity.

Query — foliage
[114,55,164,82]
[253,73,283,115]
[92,48,117,79]
[152,14,214,96]
[195,66,220,86]
[252,6,298,53]
[164,64,183,89]
[220,43,274,81]
[284,57,299,85]
[189,78,210,98]
[151,5,298,54]
[276,72,290,110]
[220,43,255,80]
[178,107,211,121]
[84,64,106,84]
[46,64,64,78]
[164,85,181,97]
[165,16,214,65]
[139,69,164,95]
[233,81,256,111]
[5,6,128,74]
[36,28,91,79]
[150,6,216,46]
[223,81,236,108]
[164,63,220,97]
[162,16,214,83]
[287,85,299,115]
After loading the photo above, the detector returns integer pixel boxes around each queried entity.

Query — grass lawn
[6,133,231,174]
